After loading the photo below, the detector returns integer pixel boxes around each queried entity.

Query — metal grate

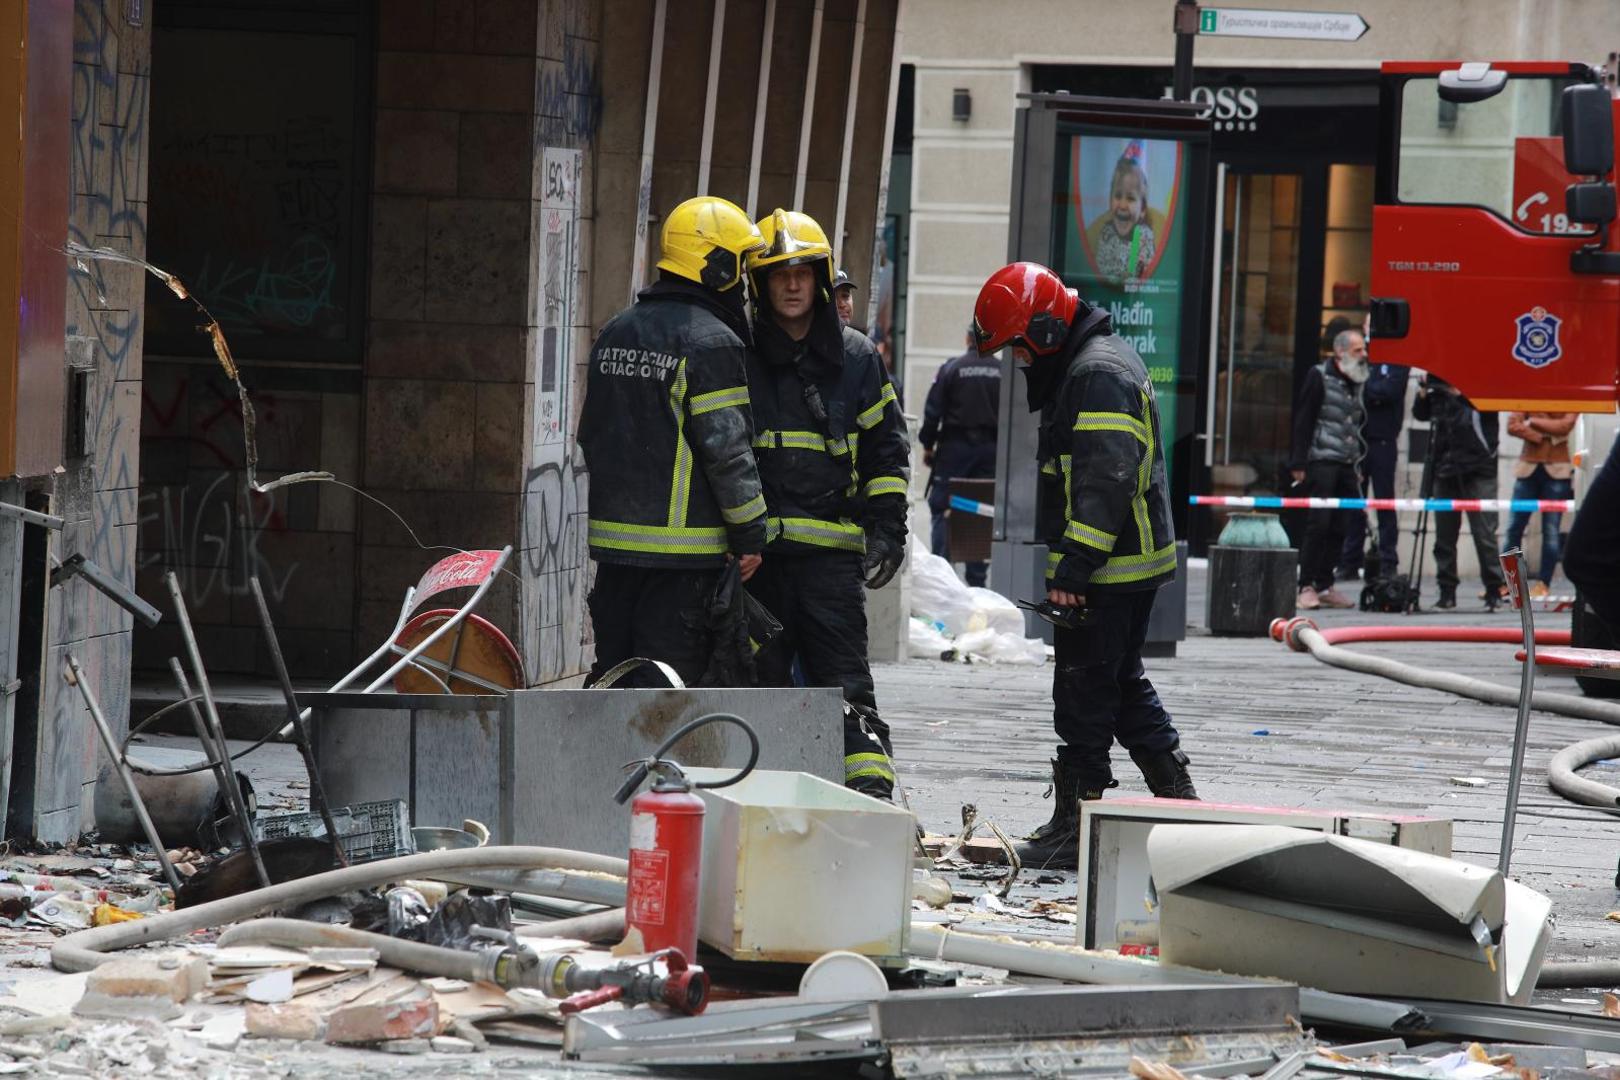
[255,800,414,864]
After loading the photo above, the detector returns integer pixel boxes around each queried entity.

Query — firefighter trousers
[1052,589,1182,787]
[586,563,722,688]
[747,552,896,797]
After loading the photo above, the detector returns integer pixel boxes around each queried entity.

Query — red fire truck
[1370,62,1618,412]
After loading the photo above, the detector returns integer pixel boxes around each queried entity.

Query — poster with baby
[1054,133,1191,476]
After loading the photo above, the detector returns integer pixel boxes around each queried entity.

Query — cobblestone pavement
[880,564,1620,966]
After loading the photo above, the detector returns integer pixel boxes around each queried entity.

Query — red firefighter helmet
[972,262,1078,357]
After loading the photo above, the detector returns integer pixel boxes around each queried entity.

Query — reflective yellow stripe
[766,516,866,553]
[1040,460,1060,478]
[1074,410,1150,443]
[864,476,907,499]
[827,435,852,457]
[1061,454,1074,521]
[1064,520,1116,552]
[1044,543,1176,584]
[856,382,898,430]
[721,492,766,525]
[589,519,728,555]
[668,361,691,527]
[753,430,828,452]
[1133,389,1154,552]
[844,752,895,782]
[687,384,750,416]
[1090,542,1178,584]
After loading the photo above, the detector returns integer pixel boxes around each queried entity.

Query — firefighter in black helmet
[743,209,910,799]
[578,195,769,686]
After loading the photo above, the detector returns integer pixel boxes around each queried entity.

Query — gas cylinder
[624,777,705,961]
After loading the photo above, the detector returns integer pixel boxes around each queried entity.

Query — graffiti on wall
[522,144,591,684]
[537,32,602,147]
[533,148,581,451]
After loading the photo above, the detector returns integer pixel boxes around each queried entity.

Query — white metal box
[1077,798,1453,951]
[687,768,915,965]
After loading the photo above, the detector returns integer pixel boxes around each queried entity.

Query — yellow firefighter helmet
[656,196,766,292]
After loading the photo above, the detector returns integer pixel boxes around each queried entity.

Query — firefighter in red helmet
[973,261,1198,869]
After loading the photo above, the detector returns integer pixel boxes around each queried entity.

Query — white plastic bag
[908,537,978,635]
[908,617,958,660]
[967,586,1025,636]
[954,627,1047,666]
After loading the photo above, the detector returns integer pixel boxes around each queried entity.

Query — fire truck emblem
[1512,306,1562,369]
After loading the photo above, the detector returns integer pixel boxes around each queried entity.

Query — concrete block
[434,0,480,53]
[355,487,519,552]
[458,112,530,200]
[84,954,207,1003]
[325,997,440,1045]
[314,688,844,856]
[477,0,538,56]
[369,197,428,322]
[317,393,361,533]
[363,379,478,491]
[376,53,534,113]
[473,383,523,492]
[424,199,530,326]
[374,110,460,196]
[368,320,526,383]
[246,1002,326,1041]
[378,0,435,52]
[432,1034,478,1053]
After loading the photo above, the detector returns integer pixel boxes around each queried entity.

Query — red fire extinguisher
[613,712,759,962]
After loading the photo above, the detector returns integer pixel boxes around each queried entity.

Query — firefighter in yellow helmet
[578,196,769,685]
[742,209,910,799]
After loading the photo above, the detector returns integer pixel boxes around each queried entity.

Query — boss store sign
[1167,84,1261,132]
[1030,66,1378,156]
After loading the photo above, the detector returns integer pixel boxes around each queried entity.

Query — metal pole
[695,0,727,193]
[247,576,348,867]
[1499,549,1536,876]
[745,0,778,216]
[170,657,270,886]
[1172,0,1198,102]
[0,501,65,531]
[831,0,868,266]
[627,0,669,302]
[165,572,273,889]
[792,0,826,210]
[64,655,184,895]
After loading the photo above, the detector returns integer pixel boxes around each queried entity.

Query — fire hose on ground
[51,846,629,974]
[1270,619,1620,988]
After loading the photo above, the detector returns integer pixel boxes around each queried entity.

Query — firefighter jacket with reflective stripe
[1033,304,1177,596]
[579,280,767,568]
[747,315,910,557]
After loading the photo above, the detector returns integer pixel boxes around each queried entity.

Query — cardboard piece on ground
[1148,825,1551,1004]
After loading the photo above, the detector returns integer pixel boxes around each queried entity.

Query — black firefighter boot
[1129,746,1199,800]
[1013,759,1116,871]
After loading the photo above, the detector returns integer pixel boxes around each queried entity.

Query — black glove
[862,531,904,590]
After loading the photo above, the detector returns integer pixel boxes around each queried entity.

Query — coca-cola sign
[414,550,503,607]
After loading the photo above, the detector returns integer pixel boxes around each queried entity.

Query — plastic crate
[255,800,415,864]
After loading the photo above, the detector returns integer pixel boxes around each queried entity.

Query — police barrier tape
[1189,495,1575,513]
[948,495,997,518]
[951,494,1578,517]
